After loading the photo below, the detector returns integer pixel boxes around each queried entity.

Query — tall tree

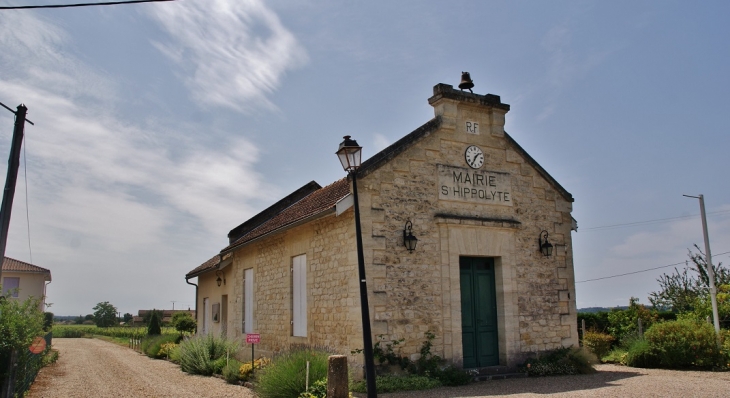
[92,301,118,328]
[649,245,729,311]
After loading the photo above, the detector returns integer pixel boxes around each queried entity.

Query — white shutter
[244,268,253,334]
[292,255,307,337]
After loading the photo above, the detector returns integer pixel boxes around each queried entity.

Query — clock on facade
[464,145,484,169]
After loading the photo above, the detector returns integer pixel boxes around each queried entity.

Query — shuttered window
[244,268,253,334]
[292,254,307,337]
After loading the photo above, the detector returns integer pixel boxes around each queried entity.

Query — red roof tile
[2,257,51,277]
[185,178,350,278]
[224,178,350,251]
[186,254,221,279]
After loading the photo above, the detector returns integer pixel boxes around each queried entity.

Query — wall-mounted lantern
[539,230,553,257]
[403,221,418,253]
[216,270,226,287]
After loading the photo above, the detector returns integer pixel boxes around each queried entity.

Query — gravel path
[363,364,730,398]
[29,339,730,397]
[28,338,255,398]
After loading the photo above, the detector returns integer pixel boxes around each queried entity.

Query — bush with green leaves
[606,297,657,343]
[644,318,721,368]
[582,331,614,359]
[625,338,659,368]
[298,378,329,398]
[351,375,441,393]
[141,334,178,359]
[520,347,597,376]
[365,331,471,387]
[256,347,331,398]
[178,334,240,376]
[0,296,45,391]
[172,312,196,336]
[222,358,244,384]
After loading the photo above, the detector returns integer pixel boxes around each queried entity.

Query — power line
[0,0,174,10]
[576,250,730,284]
[582,210,730,231]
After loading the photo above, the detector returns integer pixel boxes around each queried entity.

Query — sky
[0,0,729,316]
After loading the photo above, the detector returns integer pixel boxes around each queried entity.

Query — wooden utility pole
[0,104,29,285]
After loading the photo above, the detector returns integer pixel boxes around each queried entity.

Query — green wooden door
[460,257,499,368]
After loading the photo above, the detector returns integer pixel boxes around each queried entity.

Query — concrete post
[327,355,349,398]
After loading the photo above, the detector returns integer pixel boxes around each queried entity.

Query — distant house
[132,309,196,326]
[1,257,52,311]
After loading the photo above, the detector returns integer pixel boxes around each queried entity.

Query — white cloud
[373,133,390,152]
[146,0,308,113]
[0,10,280,314]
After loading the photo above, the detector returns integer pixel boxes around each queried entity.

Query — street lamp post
[336,136,377,398]
[683,194,721,344]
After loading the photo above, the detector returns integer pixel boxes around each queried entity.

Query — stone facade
[188,83,577,370]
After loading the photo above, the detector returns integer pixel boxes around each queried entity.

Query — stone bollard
[327,355,349,398]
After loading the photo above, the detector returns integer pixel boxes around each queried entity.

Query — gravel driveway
[28,338,255,398]
[30,338,730,397]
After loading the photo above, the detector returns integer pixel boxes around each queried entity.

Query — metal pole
[0,104,27,285]
[684,194,721,339]
[351,171,377,398]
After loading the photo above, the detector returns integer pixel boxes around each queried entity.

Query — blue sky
[0,0,729,316]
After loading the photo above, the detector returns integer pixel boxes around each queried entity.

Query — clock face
[465,145,484,169]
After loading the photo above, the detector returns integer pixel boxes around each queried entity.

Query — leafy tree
[606,297,656,342]
[1,296,44,362]
[92,301,118,328]
[148,309,162,335]
[74,315,84,325]
[172,312,197,336]
[122,313,134,323]
[649,245,730,312]
[84,314,94,321]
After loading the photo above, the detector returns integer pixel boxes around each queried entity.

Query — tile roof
[186,178,350,278]
[223,178,350,251]
[2,257,51,278]
[185,254,220,279]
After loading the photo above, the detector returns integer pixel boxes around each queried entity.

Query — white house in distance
[1,257,52,311]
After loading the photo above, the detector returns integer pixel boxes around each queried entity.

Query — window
[292,254,307,337]
[2,277,19,298]
[244,268,253,334]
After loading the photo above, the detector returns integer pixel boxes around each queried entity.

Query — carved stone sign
[438,164,512,206]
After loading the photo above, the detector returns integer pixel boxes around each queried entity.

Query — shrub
[521,347,597,377]
[178,334,240,376]
[222,358,243,383]
[606,297,657,342]
[351,375,441,393]
[625,338,659,368]
[298,378,328,398]
[644,319,721,368]
[53,327,86,338]
[141,334,178,359]
[239,357,271,381]
[582,331,614,359]
[256,348,331,398]
[370,331,471,387]
[148,311,162,336]
[172,312,196,336]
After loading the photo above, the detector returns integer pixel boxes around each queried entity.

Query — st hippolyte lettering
[438,164,512,206]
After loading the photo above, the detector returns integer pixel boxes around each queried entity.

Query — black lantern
[216,270,226,287]
[403,221,418,253]
[539,230,553,257]
[336,135,362,172]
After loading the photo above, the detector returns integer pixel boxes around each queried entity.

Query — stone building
[185,82,578,370]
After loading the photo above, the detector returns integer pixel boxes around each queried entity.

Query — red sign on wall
[246,333,261,344]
